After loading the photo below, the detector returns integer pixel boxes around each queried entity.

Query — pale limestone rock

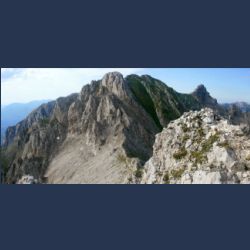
[101,72,128,99]
[191,171,222,184]
[141,108,250,184]
[3,72,249,184]
[17,175,37,184]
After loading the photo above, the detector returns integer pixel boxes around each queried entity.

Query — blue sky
[1,68,250,105]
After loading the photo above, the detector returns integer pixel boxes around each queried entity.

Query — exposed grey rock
[101,72,129,99]
[141,108,250,184]
[192,84,218,108]
[2,72,249,184]
[3,72,160,183]
[17,175,38,184]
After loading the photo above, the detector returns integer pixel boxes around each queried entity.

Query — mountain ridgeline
[1,100,51,144]
[1,72,249,184]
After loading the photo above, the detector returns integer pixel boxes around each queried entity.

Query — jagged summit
[2,72,248,184]
[194,84,207,91]
[192,84,218,108]
[101,71,128,98]
[101,72,125,88]
[192,84,210,98]
[102,71,124,79]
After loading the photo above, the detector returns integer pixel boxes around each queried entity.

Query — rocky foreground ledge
[141,108,250,184]
[3,72,249,184]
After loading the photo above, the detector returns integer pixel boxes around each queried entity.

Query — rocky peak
[192,84,218,107]
[3,72,162,183]
[3,72,244,184]
[140,108,250,184]
[102,71,124,82]
[101,72,128,98]
[194,84,207,92]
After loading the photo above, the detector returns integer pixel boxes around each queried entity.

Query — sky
[1,68,250,105]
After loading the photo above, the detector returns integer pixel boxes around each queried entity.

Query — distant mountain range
[221,102,250,113]
[1,100,50,144]
[1,72,249,184]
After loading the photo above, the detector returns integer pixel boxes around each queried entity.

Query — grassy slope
[127,75,201,128]
[126,75,162,129]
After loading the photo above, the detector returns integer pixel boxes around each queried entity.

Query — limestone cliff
[2,72,248,184]
[141,108,250,184]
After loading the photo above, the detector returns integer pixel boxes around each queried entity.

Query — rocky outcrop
[3,72,248,184]
[2,72,161,183]
[17,175,38,184]
[141,108,250,184]
[3,94,78,183]
[192,84,218,108]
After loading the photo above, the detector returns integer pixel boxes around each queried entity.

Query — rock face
[192,84,218,108]
[17,175,38,184]
[2,72,207,184]
[191,87,250,130]
[3,94,78,183]
[3,72,158,183]
[141,108,250,184]
[2,72,249,184]
[1,100,50,144]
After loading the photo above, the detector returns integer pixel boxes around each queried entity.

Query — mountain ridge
[1,72,249,184]
[1,100,51,144]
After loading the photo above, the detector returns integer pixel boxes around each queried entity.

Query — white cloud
[1,68,144,105]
